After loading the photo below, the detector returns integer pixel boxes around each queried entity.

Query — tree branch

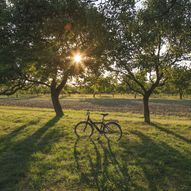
[125,79,144,95]
[56,73,69,94]
[125,67,147,93]
[12,70,51,88]
[24,76,51,87]
[112,67,147,93]
[0,81,31,96]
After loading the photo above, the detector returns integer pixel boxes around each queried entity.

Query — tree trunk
[179,89,183,100]
[51,87,63,117]
[49,75,68,117]
[180,93,183,100]
[143,94,150,124]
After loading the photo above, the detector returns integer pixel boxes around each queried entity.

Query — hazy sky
[95,0,144,10]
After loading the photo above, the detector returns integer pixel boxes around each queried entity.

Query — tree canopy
[101,0,191,123]
[0,0,191,122]
[0,0,108,116]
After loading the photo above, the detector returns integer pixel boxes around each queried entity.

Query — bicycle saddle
[101,113,108,116]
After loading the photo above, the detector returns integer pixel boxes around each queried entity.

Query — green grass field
[0,106,191,191]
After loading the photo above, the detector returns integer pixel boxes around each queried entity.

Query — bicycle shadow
[74,138,130,191]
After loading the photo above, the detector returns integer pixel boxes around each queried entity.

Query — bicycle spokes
[74,112,122,141]
[104,122,122,141]
[75,122,93,138]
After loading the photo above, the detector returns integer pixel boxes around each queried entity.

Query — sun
[73,54,82,63]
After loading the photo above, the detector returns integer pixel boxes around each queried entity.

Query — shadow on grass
[74,138,130,191]
[120,130,191,191]
[80,98,141,108]
[0,116,61,191]
[80,98,191,107]
[149,99,191,106]
[0,95,40,100]
[0,121,40,157]
[151,123,191,144]
[0,122,31,143]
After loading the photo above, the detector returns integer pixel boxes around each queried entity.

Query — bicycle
[74,111,122,141]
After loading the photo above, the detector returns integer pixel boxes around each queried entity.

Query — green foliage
[101,0,191,122]
[168,66,191,98]
[103,0,191,94]
[0,0,107,93]
[0,0,109,115]
[77,73,119,95]
[0,1,18,82]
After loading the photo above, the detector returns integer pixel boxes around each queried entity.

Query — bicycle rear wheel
[104,121,122,141]
[74,121,94,138]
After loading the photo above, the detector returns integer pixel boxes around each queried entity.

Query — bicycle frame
[75,111,122,141]
[86,114,105,134]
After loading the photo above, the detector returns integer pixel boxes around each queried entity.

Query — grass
[0,106,191,191]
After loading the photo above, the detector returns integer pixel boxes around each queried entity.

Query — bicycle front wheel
[104,121,122,141]
[74,121,94,138]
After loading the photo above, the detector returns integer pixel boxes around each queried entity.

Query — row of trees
[1,0,191,123]
[13,67,191,99]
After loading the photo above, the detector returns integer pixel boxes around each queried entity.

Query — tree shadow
[151,123,191,144]
[0,116,61,191]
[149,99,191,107]
[0,120,41,155]
[0,122,30,142]
[80,98,141,108]
[0,95,40,100]
[120,130,191,191]
[74,138,130,191]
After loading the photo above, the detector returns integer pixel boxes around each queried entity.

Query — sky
[95,0,144,9]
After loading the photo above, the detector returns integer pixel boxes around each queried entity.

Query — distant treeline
[12,75,191,100]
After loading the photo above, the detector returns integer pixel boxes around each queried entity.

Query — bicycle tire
[104,121,122,141]
[74,121,94,138]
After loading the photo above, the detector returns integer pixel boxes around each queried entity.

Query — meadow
[0,104,191,191]
[1,0,191,190]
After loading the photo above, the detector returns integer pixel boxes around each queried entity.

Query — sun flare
[73,54,82,63]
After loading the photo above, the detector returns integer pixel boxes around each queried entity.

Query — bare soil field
[0,95,190,117]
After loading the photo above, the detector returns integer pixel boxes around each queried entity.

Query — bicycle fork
[83,122,88,132]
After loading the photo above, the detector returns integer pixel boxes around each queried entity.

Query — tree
[101,0,191,123]
[169,66,191,99]
[81,70,102,97]
[0,0,107,117]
